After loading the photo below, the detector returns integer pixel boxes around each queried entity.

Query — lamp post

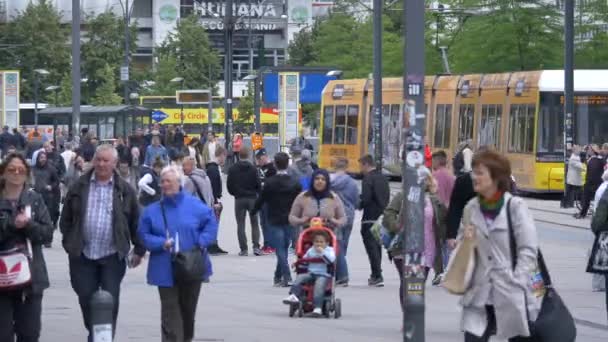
[171,77,185,126]
[243,74,261,133]
[45,85,60,107]
[120,0,132,105]
[224,0,235,154]
[33,69,49,126]
[563,0,574,206]
[372,0,383,171]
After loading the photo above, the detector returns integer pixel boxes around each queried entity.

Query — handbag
[160,202,207,284]
[0,240,33,291]
[506,198,576,342]
[442,206,476,295]
[586,231,608,274]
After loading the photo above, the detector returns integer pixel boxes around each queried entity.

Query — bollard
[90,289,114,342]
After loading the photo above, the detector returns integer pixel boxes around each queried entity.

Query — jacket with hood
[184,168,215,206]
[227,160,260,198]
[254,172,302,226]
[330,172,359,226]
[360,169,390,221]
[206,162,222,202]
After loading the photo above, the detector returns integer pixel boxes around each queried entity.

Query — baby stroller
[288,218,342,319]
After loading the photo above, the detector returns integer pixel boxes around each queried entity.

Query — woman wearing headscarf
[288,168,347,230]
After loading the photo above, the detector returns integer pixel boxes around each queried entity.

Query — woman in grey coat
[457,150,540,341]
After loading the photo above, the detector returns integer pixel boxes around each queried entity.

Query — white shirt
[594,181,608,211]
[208,141,218,164]
[61,150,76,171]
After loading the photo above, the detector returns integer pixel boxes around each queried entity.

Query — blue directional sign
[151,110,169,122]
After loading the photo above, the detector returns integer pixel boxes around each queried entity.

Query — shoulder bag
[506,198,576,342]
[442,205,477,295]
[0,211,33,291]
[160,202,207,284]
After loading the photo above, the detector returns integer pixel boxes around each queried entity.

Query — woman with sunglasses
[0,153,54,342]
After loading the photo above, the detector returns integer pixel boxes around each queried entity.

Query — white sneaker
[312,307,323,317]
[282,294,299,305]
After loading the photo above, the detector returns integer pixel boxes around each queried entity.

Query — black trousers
[68,253,126,342]
[234,197,260,251]
[361,221,383,279]
[564,184,582,208]
[158,281,202,342]
[464,306,533,342]
[580,182,600,217]
[0,291,43,342]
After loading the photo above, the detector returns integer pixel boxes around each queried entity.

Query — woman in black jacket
[32,152,60,243]
[0,153,54,342]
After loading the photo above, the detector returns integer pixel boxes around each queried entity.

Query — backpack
[453,151,464,173]
[299,176,311,191]
[334,190,355,225]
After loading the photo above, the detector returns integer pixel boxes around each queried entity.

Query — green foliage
[0,0,70,102]
[302,104,321,130]
[151,15,221,95]
[90,64,122,105]
[82,11,138,103]
[236,83,254,124]
[44,72,72,106]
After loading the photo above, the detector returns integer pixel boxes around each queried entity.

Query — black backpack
[453,151,465,173]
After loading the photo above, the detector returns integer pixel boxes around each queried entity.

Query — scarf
[309,168,331,200]
[478,191,504,221]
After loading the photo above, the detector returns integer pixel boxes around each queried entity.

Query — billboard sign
[1,71,20,129]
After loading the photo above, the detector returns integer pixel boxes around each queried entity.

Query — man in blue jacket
[138,165,218,342]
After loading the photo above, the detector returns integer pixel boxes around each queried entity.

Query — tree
[302,104,321,131]
[447,0,563,73]
[90,64,123,105]
[286,23,319,66]
[45,72,72,106]
[575,0,608,68]
[152,15,221,94]
[236,83,254,124]
[82,11,138,103]
[0,0,70,102]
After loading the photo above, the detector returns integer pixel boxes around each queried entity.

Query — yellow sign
[251,133,263,150]
[155,108,279,124]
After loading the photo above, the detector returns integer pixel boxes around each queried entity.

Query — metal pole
[34,74,39,126]
[402,0,426,341]
[248,0,253,75]
[225,0,234,152]
[208,64,213,132]
[372,0,383,171]
[180,79,185,126]
[254,76,261,132]
[123,0,130,105]
[563,0,574,205]
[71,0,81,135]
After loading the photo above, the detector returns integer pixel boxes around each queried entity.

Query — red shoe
[263,246,275,255]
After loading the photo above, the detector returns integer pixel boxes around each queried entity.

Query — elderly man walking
[60,144,146,342]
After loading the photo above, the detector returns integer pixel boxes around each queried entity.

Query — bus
[318,70,608,193]
[139,96,279,135]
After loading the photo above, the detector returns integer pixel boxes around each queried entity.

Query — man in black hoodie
[253,152,302,286]
[256,148,277,254]
[206,145,228,255]
[359,154,390,287]
[227,146,262,256]
[576,144,605,218]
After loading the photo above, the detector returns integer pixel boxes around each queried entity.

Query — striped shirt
[83,174,116,260]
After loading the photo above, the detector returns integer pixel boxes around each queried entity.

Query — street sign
[176,90,211,104]
[120,66,129,81]
[151,110,169,122]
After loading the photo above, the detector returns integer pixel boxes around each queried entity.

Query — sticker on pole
[92,324,112,342]
[406,150,423,168]
[151,110,169,123]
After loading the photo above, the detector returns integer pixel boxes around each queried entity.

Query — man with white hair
[60,144,146,341]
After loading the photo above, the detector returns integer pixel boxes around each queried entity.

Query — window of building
[132,0,153,18]
[434,104,452,148]
[322,106,334,144]
[478,104,502,148]
[458,104,474,143]
[508,104,536,153]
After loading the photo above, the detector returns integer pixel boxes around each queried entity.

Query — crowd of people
[0,121,606,342]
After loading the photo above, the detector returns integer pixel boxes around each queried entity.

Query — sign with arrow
[151,110,169,122]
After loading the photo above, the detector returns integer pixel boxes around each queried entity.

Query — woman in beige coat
[458,150,540,341]
[289,168,346,229]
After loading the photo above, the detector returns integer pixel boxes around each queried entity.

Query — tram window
[508,104,536,153]
[478,104,502,148]
[346,105,359,144]
[322,106,334,144]
[434,104,452,148]
[458,104,474,143]
[334,105,347,144]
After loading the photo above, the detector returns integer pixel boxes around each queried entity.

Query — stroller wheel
[297,302,304,317]
[323,300,331,318]
[289,303,297,317]
[334,299,342,319]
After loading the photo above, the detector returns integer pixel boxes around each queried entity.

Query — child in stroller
[283,219,342,318]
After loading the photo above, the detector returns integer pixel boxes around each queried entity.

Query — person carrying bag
[587,182,608,322]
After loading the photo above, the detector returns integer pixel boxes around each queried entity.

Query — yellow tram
[318,70,608,193]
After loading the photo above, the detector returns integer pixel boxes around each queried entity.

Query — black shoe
[208,245,228,255]
[336,279,349,287]
[238,250,248,256]
[44,242,52,248]
[253,248,263,256]
[432,273,443,286]
[573,213,586,219]
[215,246,228,254]
[368,276,384,287]
[273,278,282,287]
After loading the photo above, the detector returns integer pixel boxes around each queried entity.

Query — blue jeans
[270,224,293,282]
[335,222,353,282]
[260,205,270,248]
[291,274,329,308]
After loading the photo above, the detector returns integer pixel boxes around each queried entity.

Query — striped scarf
[479,191,505,221]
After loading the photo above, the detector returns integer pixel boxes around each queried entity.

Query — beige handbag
[442,207,477,295]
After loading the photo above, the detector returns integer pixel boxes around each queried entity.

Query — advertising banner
[1,71,20,129]
[278,72,300,149]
